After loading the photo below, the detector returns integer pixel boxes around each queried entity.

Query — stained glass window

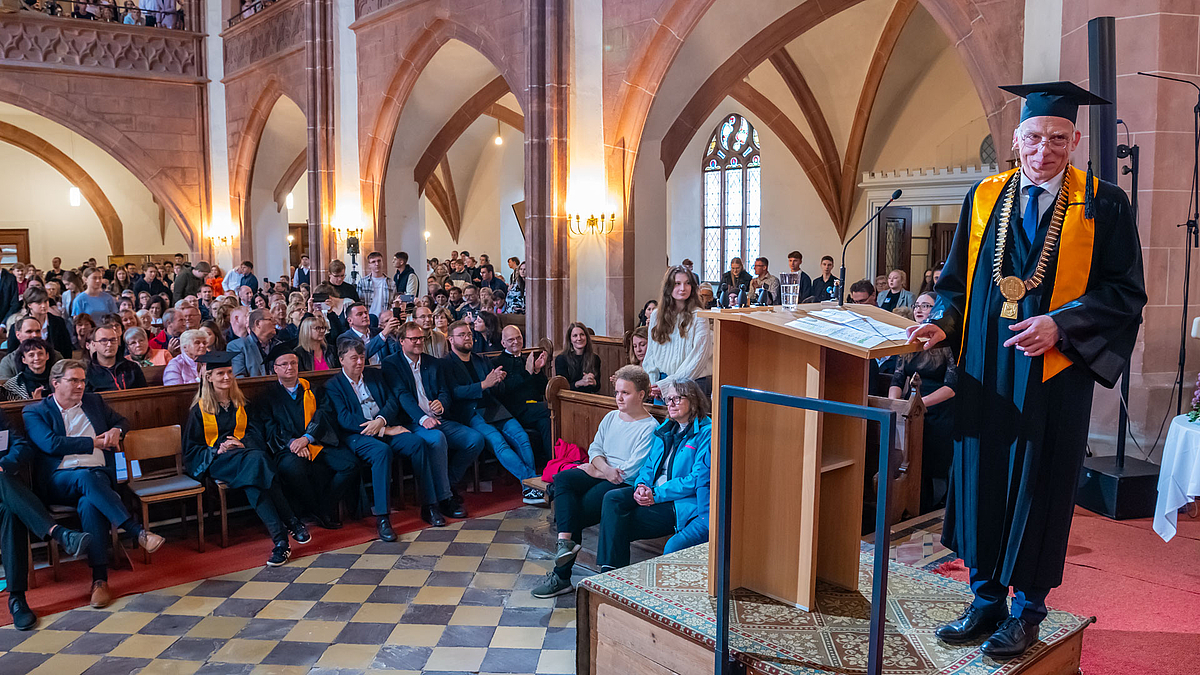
[700,113,762,283]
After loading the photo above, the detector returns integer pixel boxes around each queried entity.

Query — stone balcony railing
[221,0,306,78]
[0,10,203,82]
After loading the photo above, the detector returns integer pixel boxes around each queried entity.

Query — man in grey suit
[228,309,281,377]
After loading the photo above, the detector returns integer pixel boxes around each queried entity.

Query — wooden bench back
[545,375,667,453]
[866,392,925,522]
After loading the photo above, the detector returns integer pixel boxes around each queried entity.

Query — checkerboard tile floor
[0,506,583,675]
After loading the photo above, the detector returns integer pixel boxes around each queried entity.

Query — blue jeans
[467,414,537,480]
[411,420,484,498]
[969,567,1050,625]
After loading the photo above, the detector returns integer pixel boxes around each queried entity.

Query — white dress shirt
[51,397,104,470]
[1019,167,1066,226]
[349,327,380,366]
[346,373,381,421]
[404,353,434,423]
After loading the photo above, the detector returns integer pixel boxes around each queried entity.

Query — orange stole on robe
[961,165,1095,382]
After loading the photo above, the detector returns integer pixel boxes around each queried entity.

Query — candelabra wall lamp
[566,212,616,236]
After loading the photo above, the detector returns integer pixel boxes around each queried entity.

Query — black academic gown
[182,403,274,490]
[931,174,1145,590]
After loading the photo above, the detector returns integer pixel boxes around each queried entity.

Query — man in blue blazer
[321,336,447,536]
[339,303,399,365]
[229,308,281,377]
[23,359,165,609]
[382,321,484,518]
[1,410,90,630]
[440,321,539,501]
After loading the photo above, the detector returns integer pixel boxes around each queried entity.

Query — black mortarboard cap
[196,351,234,369]
[265,341,298,366]
[999,81,1111,124]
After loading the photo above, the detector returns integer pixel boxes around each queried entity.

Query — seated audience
[86,325,146,392]
[433,307,454,334]
[471,310,503,353]
[2,338,53,401]
[478,264,508,296]
[382,322,485,517]
[717,257,752,307]
[877,269,914,311]
[322,337,446,533]
[643,266,713,399]
[131,263,169,300]
[531,365,657,598]
[199,320,225,352]
[24,360,165,607]
[272,300,297,343]
[124,327,172,367]
[847,279,877,305]
[637,300,657,327]
[889,292,956,512]
[0,316,63,378]
[339,303,397,364]
[505,263,527,314]
[555,322,602,393]
[162,329,208,386]
[456,285,483,320]
[596,378,712,572]
[0,411,91,629]
[327,260,360,303]
[812,255,840,301]
[73,313,97,353]
[494,326,553,466]
[227,305,250,343]
[749,257,781,305]
[257,348,357,529]
[784,250,814,301]
[229,308,281,377]
[294,315,336,371]
[442,321,542,503]
[183,352,310,567]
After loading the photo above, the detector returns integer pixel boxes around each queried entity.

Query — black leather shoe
[8,595,37,631]
[315,512,343,530]
[439,498,468,519]
[287,519,311,545]
[376,516,397,542]
[981,617,1040,659]
[935,605,1008,644]
[421,505,447,527]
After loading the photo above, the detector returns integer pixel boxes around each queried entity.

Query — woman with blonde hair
[294,315,336,371]
[183,352,310,567]
[625,325,648,366]
[642,265,712,399]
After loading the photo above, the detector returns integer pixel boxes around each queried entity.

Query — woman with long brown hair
[642,265,713,399]
[182,352,310,567]
[554,322,601,393]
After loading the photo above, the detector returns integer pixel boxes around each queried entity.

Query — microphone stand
[1115,120,1138,465]
[839,191,901,306]
[1138,72,1200,415]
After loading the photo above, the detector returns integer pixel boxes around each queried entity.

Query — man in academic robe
[382,321,484,518]
[908,81,1146,659]
[24,359,165,608]
[321,335,448,535]
[257,346,359,529]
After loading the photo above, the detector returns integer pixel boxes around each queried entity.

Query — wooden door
[875,207,911,280]
[0,229,30,265]
[289,223,310,269]
[930,222,956,268]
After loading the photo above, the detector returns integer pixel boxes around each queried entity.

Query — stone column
[305,0,336,280]
[1059,0,1200,454]
[525,0,571,344]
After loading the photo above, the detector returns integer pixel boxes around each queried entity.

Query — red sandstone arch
[0,79,199,251]
[359,17,525,226]
[0,121,125,254]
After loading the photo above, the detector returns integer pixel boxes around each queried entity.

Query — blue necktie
[1022,185,1044,244]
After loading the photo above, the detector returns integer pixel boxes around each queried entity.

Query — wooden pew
[590,335,627,397]
[866,392,925,524]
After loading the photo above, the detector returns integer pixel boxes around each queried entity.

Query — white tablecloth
[1153,415,1200,541]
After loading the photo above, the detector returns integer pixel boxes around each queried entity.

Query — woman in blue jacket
[595,378,711,571]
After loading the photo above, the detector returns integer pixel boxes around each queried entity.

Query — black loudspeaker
[1077,455,1160,520]
[346,236,360,257]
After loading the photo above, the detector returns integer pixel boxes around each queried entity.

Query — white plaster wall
[248,98,307,282]
[207,0,232,270]
[0,105,189,267]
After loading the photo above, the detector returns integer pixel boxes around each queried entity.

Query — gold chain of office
[991,171,1069,320]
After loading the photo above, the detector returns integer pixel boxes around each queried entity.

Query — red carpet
[931,506,1200,675]
[2,486,525,626]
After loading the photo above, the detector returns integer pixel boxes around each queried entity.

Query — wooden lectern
[701,303,922,610]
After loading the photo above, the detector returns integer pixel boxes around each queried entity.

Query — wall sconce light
[567,212,616,236]
[285,192,294,210]
[287,234,295,246]
[423,230,431,241]
[210,231,233,247]
[69,186,81,207]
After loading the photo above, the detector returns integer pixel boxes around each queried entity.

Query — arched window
[702,113,761,284]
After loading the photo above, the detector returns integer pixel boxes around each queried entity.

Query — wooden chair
[123,425,205,562]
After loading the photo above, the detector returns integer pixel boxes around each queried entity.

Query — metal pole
[714,390,737,675]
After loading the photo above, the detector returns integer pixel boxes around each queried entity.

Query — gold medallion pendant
[999,275,1026,320]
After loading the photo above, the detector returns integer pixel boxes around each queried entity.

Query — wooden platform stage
[576,543,1089,675]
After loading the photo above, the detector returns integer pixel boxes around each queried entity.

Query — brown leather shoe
[90,580,112,609]
[138,529,165,554]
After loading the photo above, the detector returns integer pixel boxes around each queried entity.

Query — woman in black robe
[182,352,311,566]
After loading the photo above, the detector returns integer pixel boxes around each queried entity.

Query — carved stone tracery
[0,14,199,78]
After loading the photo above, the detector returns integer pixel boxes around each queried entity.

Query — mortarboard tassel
[1085,160,1095,220]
